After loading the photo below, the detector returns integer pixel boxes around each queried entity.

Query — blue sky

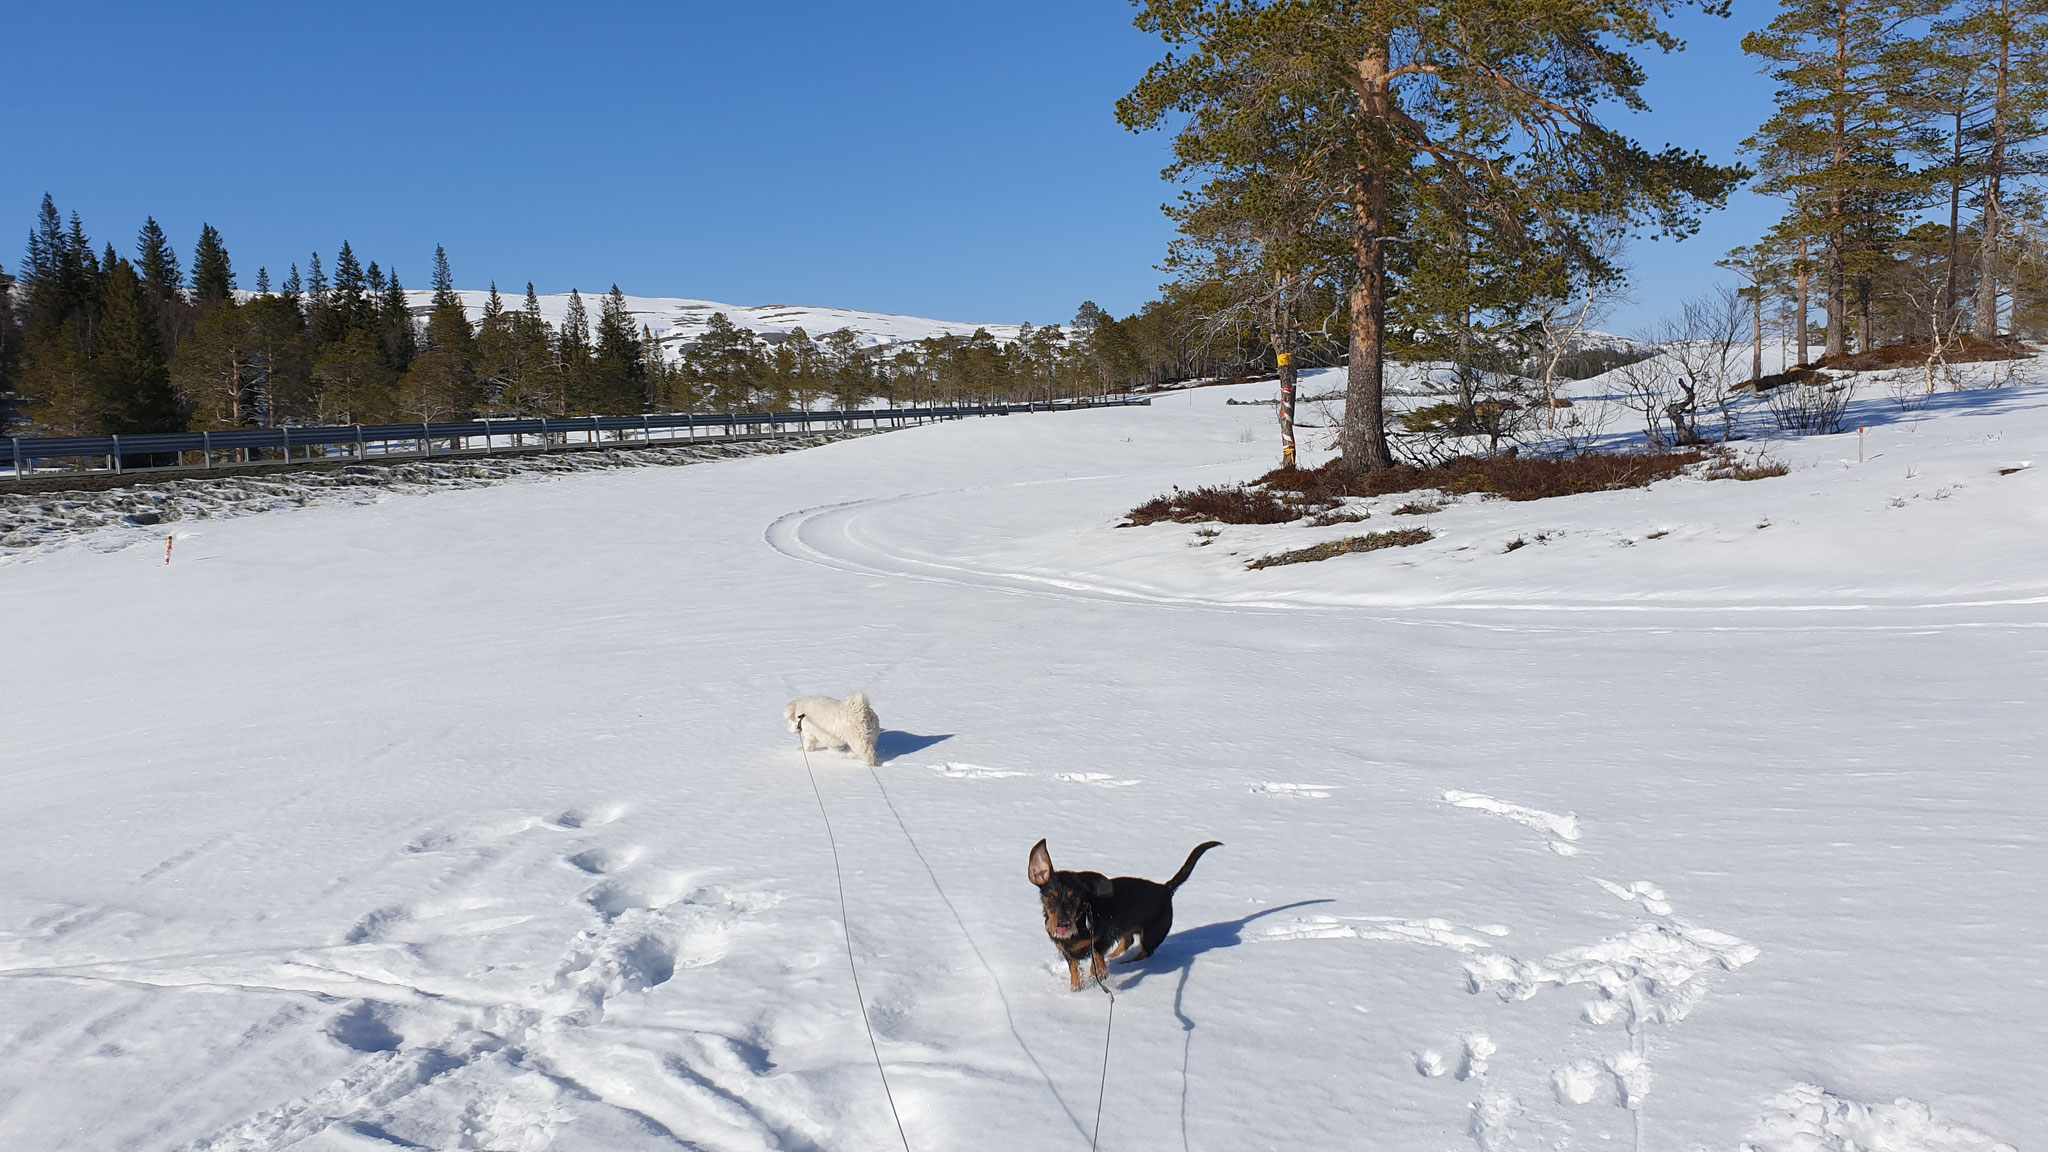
[3,0,1780,332]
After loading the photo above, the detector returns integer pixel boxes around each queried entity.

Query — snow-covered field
[1,367,2041,1151]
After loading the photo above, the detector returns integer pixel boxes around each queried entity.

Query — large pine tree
[1121,0,1743,469]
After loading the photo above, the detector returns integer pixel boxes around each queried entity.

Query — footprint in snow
[929,762,1029,779]
[1457,1033,1496,1081]
[1594,878,1673,916]
[1054,772,1140,788]
[1250,782,1334,798]
[564,845,643,876]
[1251,915,1510,953]
[1441,790,1581,855]
[551,804,627,830]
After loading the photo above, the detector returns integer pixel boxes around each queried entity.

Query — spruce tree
[94,258,184,437]
[136,217,184,304]
[17,197,99,433]
[556,289,594,411]
[380,269,417,370]
[331,243,368,336]
[594,285,645,411]
[190,224,236,307]
[402,250,478,419]
[255,267,271,295]
[305,253,335,345]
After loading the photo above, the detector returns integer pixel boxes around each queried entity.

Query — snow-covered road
[1,378,2039,1150]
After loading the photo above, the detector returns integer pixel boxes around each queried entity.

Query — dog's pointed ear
[1028,839,1053,887]
[1092,876,1114,898]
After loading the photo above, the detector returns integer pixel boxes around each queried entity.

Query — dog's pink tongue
[1051,926,1074,939]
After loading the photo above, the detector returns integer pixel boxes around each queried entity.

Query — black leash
[798,720,914,1152]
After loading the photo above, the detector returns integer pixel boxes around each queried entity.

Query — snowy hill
[408,289,1028,356]
[0,366,2041,1150]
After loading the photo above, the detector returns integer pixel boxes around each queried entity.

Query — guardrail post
[355,425,365,459]
[111,434,122,475]
[280,425,290,463]
[421,423,431,458]
[481,418,492,454]
[201,431,213,470]
[11,437,22,482]
[591,415,602,446]
[642,414,651,444]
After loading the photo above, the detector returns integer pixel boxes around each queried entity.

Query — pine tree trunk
[1796,236,1811,367]
[1752,290,1764,381]
[1946,106,1964,331]
[1341,51,1396,471]
[1977,22,2010,338]
[1826,235,1846,359]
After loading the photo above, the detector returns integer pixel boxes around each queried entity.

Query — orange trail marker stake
[164,535,174,565]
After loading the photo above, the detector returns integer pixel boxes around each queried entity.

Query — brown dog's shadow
[873,731,953,762]
[1111,899,1335,991]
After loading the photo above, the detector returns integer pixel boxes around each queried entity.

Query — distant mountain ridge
[407,290,1027,357]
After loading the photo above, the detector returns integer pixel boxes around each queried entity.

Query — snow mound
[1743,1083,2018,1152]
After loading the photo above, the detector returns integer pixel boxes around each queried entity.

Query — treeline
[1735,0,2048,360]
[0,196,1227,439]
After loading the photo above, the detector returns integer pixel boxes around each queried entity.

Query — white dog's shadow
[874,731,954,762]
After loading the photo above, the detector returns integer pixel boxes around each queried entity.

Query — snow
[1,361,2044,1150]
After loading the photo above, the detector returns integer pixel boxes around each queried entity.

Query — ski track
[762,491,2048,633]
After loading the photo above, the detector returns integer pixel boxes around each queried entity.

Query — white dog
[785,692,881,766]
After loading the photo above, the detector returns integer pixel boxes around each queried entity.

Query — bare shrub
[1767,379,1855,434]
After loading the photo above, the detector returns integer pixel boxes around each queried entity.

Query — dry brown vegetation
[1122,485,1302,526]
[1700,448,1790,481]
[1814,336,2030,373]
[1246,528,1437,569]
[1124,450,1710,527]
[1261,452,1708,504]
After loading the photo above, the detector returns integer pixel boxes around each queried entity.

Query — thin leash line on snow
[1092,980,1115,1152]
[799,728,914,1152]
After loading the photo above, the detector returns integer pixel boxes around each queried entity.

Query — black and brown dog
[1028,837,1222,991]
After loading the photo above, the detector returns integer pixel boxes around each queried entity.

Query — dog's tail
[1165,841,1223,890]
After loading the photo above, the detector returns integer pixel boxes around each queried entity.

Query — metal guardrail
[5,397,1150,480]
